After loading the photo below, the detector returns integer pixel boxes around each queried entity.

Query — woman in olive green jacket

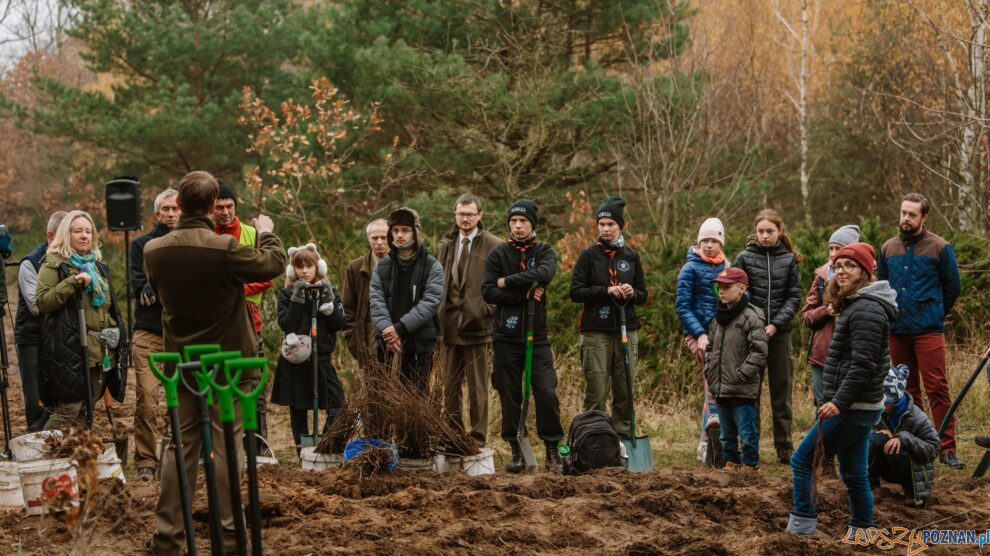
[35,210,123,431]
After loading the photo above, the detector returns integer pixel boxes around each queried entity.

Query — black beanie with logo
[507,199,538,229]
[597,196,626,229]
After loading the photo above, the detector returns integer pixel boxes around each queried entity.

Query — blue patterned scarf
[69,252,107,307]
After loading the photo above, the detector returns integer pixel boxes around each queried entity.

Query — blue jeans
[791,409,881,528]
[716,400,759,467]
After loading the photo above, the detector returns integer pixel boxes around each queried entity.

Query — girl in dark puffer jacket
[733,209,804,464]
[787,243,898,540]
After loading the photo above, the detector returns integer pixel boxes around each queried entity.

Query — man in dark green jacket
[144,171,286,554]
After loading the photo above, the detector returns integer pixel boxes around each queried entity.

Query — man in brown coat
[437,193,501,446]
[144,171,286,554]
[342,218,389,370]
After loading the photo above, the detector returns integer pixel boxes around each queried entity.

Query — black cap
[217,181,238,206]
[507,199,538,228]
[597,196,625,229]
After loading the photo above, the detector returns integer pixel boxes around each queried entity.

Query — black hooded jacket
[823,281,899,412]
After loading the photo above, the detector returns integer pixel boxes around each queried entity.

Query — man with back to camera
[144,170,286,553]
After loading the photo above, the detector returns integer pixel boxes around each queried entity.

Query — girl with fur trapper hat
[270,243,346,454]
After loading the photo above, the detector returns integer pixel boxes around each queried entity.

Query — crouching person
[482,200,564,473]
[869,364,939,507]
[704,268,767,471]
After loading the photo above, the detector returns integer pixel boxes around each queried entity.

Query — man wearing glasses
[436,193,501,447]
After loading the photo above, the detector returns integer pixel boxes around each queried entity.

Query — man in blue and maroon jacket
[877,192,963,469]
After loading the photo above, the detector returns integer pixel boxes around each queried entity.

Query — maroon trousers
[889,332,956,455]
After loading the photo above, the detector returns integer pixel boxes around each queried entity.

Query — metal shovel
[300,285,323,448]
[225,357,269,556]
[618,306,653,472]
[189,348,243,556]
[516,292,538,474]
[148,352,198,556]
[203,359,250,556]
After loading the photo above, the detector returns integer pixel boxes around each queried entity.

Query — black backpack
[564,410,623,474]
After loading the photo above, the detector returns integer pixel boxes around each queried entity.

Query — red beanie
[833,242,875,276]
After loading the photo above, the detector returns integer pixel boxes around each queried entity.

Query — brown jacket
[341,250,377,366]
[436,222,501,345]
[143,214,286,373]
[800,263,834,367]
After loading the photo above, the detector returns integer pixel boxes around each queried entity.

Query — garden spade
[148,352,197,556]
[300,285,323,448]
[203,361,250,556]
[516,291,538,474]
[226,357,269,556]
[190,348,243,556]
[618,306,653,472]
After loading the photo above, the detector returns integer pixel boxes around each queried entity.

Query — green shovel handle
[183,344,221,363]
[195,351,243,404]
[226,358,269,432]
[148,352,183,408]
[202,364,246,424]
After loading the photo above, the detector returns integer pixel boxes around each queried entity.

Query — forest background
[1,1,988,424]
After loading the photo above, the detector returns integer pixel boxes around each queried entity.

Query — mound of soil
[1,465,986,554]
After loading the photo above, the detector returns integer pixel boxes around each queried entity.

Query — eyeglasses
[833,261,861,272]
[455,212,479,219]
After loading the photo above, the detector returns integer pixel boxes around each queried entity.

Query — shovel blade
[620,436,653,473]
[299,434,319,449]
[104,437,129,467]
[517,435,538,474]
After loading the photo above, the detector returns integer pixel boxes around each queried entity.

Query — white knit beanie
[697,218,725,245]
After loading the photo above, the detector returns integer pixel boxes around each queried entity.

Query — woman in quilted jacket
[786,242,898,539]
[675,217,728,466]
[36,210,124,431]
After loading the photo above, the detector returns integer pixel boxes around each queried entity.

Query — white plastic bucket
[10,431,63,462]
[0,462,24,510]
[18,458,78,516]
[397,457,434,472]
[96,446,125,484]
[434,448,495,476]
[300,447,342,472]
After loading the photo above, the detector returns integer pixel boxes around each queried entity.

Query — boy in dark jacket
[569,197,647,437]
[369,207,445,392]
[704,267,768,471]
[482,199,564,473]
[869,364,939,507]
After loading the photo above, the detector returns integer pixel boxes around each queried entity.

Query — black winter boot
[545,442,563,474]
[506,441,524,473]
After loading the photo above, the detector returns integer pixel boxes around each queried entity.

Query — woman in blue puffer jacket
[675,217,728,466]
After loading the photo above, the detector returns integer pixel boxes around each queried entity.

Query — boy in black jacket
[869,365,939,507]
[482,199,564,473]
[569,197,647,436]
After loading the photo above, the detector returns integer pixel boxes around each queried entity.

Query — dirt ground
[3,285,990,555]
[0,463,988,555]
